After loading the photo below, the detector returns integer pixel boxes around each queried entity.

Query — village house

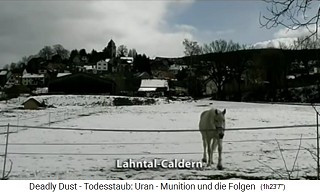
[168,64,188,75]
[96,59,111,73]
[136,72,152,79]
[83,65,97,74]
[153,71,176,80]
[21,70,45,86]
[4,73,21,88]
[0,70,11,87]
[117,57,134,72]
[138,79,169,97]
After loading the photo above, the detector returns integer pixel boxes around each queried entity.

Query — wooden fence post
[17,114,19,132]
[2,123,10,179]
[317,111,320,180]
[48,112,51,127]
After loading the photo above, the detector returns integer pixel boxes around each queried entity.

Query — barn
[138,79,169,97]
[22,98,43,110]
[48,73,116,94]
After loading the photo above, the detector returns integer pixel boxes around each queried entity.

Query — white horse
[199,108,226,170]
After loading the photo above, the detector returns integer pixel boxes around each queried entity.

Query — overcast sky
[0,0,313,68]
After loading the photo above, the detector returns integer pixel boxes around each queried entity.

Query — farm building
[0,70,11,87]
[22,98,44,110]
[138,79,169,97]
[48,73,116,94]
[21,72,45,86]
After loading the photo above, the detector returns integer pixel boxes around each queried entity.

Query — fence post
[16,113,19,132]
[48,112,51,127]
[2,124,10,179]
[317,111,320,180]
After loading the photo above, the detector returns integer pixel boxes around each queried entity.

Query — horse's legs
[207,137,213,165]
[208,138,218,166]
[217,139,223,170]
[201,134,207,163]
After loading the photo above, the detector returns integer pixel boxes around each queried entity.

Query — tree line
[182,37,320,101]
[3,40,151,75]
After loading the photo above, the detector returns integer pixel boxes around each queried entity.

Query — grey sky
[0,0,312,68]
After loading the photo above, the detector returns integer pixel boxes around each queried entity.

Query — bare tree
[117,45,128,57]
[293,36,320,49]
[38,46,54,60]
[182,38,202,56]
[203,39,242,54]
[260,0,320,39]
[53,44,70,60]
[279,41,291,49]
[203,40,247,100]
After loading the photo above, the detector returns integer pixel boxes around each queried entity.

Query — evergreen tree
[69,49,79,61]
[133,54,151,73]
[102,39,116,59]
[128,49,137,58]
[79,49,87,57]
[89,49,101,63]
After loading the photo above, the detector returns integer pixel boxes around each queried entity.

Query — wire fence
[0,124,318,155]
[0,120,319,179]
[0,137,317,146]
[0,105,109,127]
[1,97,320,179]
[1,148,318,156]
[0,123,318,133]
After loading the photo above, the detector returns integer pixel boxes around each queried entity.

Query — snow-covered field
[0,95,319,180]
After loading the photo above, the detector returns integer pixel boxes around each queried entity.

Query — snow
[139,79,169,91]
[22,73,44,78]
[57,73,71,78]
[84,66,93,70]
[138,88,157,92]
[33,87,48,94]
[120,57,133,63]
[253,37,297,49]
[0,95,319,180]
[0,70,8,75]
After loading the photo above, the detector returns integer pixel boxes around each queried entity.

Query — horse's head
[214,109,226,139]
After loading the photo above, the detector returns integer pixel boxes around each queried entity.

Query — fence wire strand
[0,123,319,158]
[5,148,317,156]
[0,137,317,146]
[1,124,317,133]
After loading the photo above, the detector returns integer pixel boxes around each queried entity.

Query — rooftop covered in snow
[22,73,44,78]
[138,79,169,91]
